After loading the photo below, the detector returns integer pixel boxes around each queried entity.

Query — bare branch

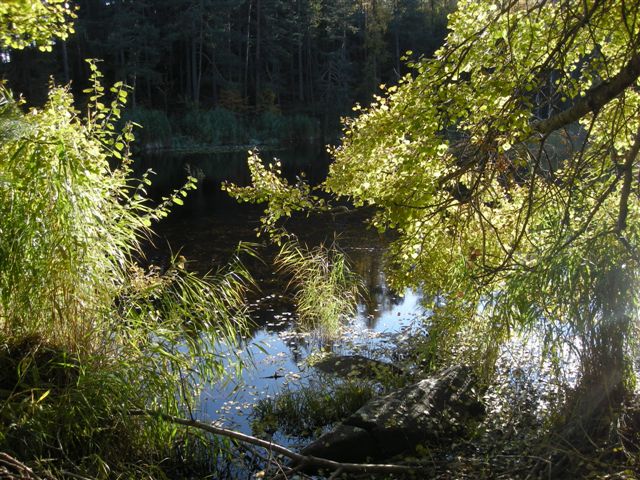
[132,410,420,476]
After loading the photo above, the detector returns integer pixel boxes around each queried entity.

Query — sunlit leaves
[325,0,640,372]
[223,150,326,240]
[0,0,76,51]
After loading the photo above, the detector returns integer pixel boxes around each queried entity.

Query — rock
[301,425,379,463]
[313,354,406,380]
[301,365,484,463]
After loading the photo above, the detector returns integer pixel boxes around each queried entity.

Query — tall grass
[0,65,253,476]
[275,239,361,336]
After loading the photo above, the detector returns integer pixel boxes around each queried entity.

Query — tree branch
[0,453,43,480]
[616,125,640,231]
[532,52,640,135]
[131,410,420,476]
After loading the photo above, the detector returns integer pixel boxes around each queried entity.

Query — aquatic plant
[275,239,361,336]
[251,380,375,439]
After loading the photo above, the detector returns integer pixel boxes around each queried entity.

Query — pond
[138,148,633,480]
[142,148,426,447]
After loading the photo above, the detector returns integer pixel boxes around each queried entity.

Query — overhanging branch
[532,53,640,135]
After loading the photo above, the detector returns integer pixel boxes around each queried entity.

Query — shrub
[178,107,245,145]
[255,110,286,144]
[122,107,172,149]
[0,65,252,476]
[255,112,320,145]
[284,113,320,145]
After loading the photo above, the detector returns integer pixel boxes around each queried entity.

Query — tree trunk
[244,0,253,100]
[191,36,199,105]
[255,0,261,105]
[61,41,70,84]
[211,54,218,106]
[297,0,304,102]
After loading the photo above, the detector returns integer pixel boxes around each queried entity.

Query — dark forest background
[1,0,455,148]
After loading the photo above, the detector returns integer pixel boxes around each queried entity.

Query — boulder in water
[301,365,484,463]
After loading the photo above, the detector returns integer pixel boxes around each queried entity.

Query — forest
[1,0,454,148]
[1,0,640,479]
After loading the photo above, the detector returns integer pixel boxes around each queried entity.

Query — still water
[143,148,425,445]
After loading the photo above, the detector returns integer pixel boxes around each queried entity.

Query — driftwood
[132,409,420,476]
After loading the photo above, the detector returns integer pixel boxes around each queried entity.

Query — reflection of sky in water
[143,153,426,444]
[198,287,424,445]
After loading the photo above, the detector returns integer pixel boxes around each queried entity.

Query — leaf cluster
[326,0,640,370]
[0,0,75,51]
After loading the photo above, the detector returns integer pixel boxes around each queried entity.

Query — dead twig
[0,453,43,480]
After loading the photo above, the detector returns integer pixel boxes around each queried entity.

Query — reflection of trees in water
[348,247,404,329]
[150,177,408,336]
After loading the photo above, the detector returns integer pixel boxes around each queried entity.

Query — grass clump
[275,240,361,337]
[0,65,252,477]
[251,380,375,439]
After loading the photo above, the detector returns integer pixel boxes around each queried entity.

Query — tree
[0,0,75,51]
[231,0,640,469]
[326,0,640,458]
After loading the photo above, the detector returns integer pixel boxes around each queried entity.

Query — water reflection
[138,146,330,204]
[144,149,424,443]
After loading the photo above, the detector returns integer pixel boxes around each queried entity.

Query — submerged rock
[312,354,406,380]
[300,365,484,463]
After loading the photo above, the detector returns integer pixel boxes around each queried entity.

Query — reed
[275,239,361,336]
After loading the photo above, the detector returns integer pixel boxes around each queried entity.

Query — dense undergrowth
[0,66,254,477]
[123,106,321,151]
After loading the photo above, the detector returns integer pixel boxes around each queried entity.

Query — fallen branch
[131,409,420,476]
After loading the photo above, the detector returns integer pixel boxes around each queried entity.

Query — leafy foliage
[229,10,640,464]
[0,0,75,51]
[0,64,253,476]
[326,0,640,373]
[223,151,327,237]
